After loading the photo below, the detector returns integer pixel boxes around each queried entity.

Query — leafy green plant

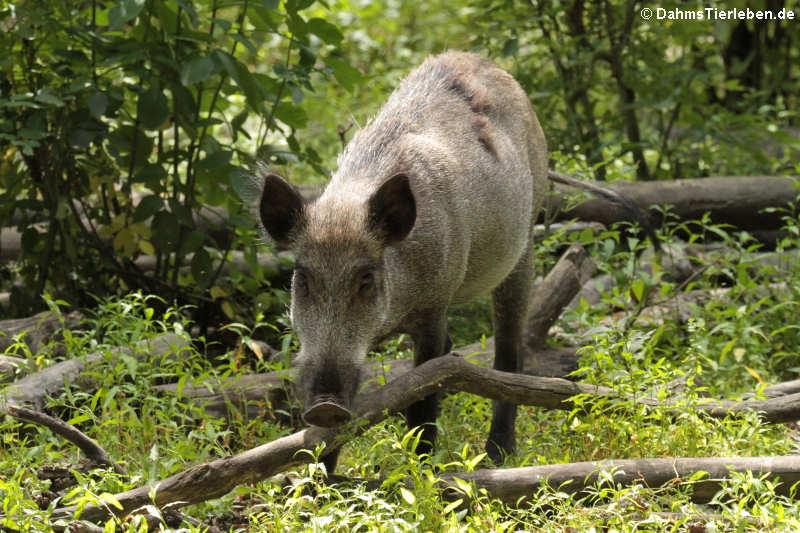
[0,0,359,320]
[470,0,799,181]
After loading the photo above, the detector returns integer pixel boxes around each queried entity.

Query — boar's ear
[259,171,304,249]
[368,173,416,245]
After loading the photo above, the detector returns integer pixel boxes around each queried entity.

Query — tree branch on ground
[6,405,126,475]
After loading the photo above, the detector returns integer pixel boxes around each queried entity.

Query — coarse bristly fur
[257,51,547,467]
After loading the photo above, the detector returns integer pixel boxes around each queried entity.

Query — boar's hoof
[303,400,352,428]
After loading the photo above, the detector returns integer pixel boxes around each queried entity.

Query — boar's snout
[302,396,353,427]
[299,354,360,428]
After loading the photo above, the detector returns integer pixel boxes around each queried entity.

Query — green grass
[2,214,800,532]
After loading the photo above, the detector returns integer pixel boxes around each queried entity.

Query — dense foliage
[1,0,798,321]
[0,0,358,319]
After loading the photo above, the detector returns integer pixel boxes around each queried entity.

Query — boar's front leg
[406,309,452,457]
[486,246,533,464]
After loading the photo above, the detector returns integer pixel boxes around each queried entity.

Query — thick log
[51,352,800,524]
[547,176,799,233]
[0,310,84,355]
[1,333,191,410]
[439,455,800,504]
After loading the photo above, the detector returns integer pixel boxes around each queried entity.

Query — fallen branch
[51,352,800,524]
[6,405,125,475]
[437,455,800,505]
[2,333,191,410]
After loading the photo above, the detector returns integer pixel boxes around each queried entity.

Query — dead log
[0,310,84,355]
[1,333,191,410]
[547,175,799,233]
[438,455,800,505]
[51,351,800,524]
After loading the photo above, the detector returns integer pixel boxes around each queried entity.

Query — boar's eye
[294,271,309,297]
[358,271,375,295]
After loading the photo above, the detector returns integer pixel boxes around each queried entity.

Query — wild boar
[258,51,547,467]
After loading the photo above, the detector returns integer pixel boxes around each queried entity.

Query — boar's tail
[547,170,661,252]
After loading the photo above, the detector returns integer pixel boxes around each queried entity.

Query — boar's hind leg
[486,246,532,464]
[406,310,452,457]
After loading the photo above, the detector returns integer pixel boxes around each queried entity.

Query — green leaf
[169,83,198,139]
[229,168,260,203]
[180,56,216,86]
[132,195,164,223]
[191,247,213,285]
[631,279,646,303]
[151,211,180,250]
[133,163,168,191]
[168,198,193,226]
[106,125,154,169]
[34,88,65,107]
[399,487,416,505]
[442,498,463,514]
[195,150,232,171]
[307,18,343,45]
[231,109,249,141]
[214,51,265,110]
[87,91,109,117]
[326,57,362,92]
[273,101,307,129]
[108,0,146,30]
[502,37,519,57]
[137,87,170,130]
[99,492,124,510]
[285,0,315,14]
[180,230,206,256]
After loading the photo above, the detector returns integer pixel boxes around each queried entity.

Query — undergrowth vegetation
[2,209,800,532]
